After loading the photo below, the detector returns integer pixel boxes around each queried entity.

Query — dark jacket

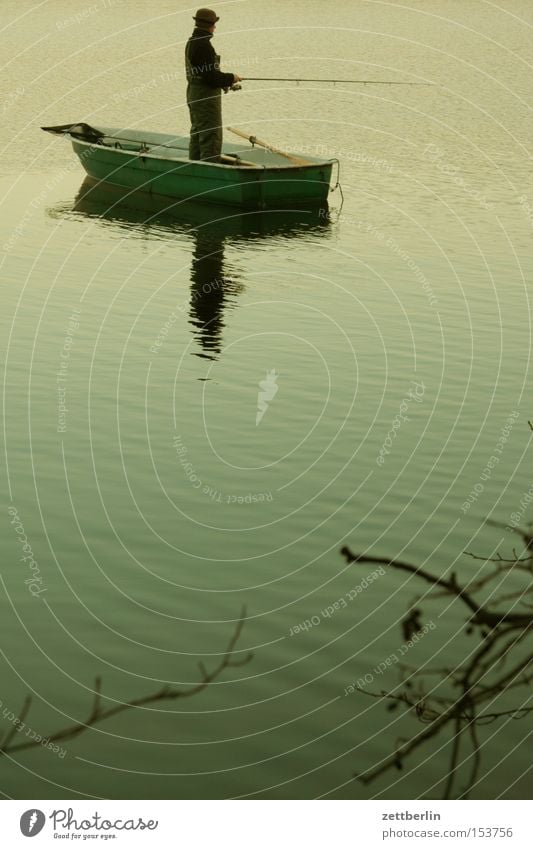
[185,27,234,89]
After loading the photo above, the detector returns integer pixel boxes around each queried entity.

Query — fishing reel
[224,83,242,93]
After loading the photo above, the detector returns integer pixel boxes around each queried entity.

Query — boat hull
[71,138,333,209]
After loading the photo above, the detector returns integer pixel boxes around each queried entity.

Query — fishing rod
[241,77,432,86]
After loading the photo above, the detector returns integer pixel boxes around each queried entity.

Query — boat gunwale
[69,134,336,172]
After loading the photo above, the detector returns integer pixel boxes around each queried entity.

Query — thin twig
[0,695,32,752]
[443,714,463,799]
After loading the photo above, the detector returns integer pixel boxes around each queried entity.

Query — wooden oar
[227,127,312,166]
[219,153,261,168]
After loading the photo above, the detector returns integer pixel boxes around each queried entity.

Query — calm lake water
[1,0,533,799]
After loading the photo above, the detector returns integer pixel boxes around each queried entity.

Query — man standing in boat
[185,8,241,161]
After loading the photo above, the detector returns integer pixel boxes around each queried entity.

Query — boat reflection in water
[52,177,332,360]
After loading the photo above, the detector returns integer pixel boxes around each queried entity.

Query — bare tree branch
[0,609,252,757]
[340,546,533,629]
[341,536,533,798]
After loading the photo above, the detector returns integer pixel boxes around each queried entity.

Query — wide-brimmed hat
[193,8,219,25]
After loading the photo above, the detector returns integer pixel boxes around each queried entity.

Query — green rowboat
[42,123,337,209]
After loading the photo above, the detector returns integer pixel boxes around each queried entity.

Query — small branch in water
[0,609,252,757]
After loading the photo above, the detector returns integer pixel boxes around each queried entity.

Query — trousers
[187,82,223,161]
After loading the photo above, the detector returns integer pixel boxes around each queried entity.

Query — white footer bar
[2,800,529,847]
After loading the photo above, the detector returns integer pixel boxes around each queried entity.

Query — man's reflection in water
[189,227,243,360]
[59,180,332,361]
